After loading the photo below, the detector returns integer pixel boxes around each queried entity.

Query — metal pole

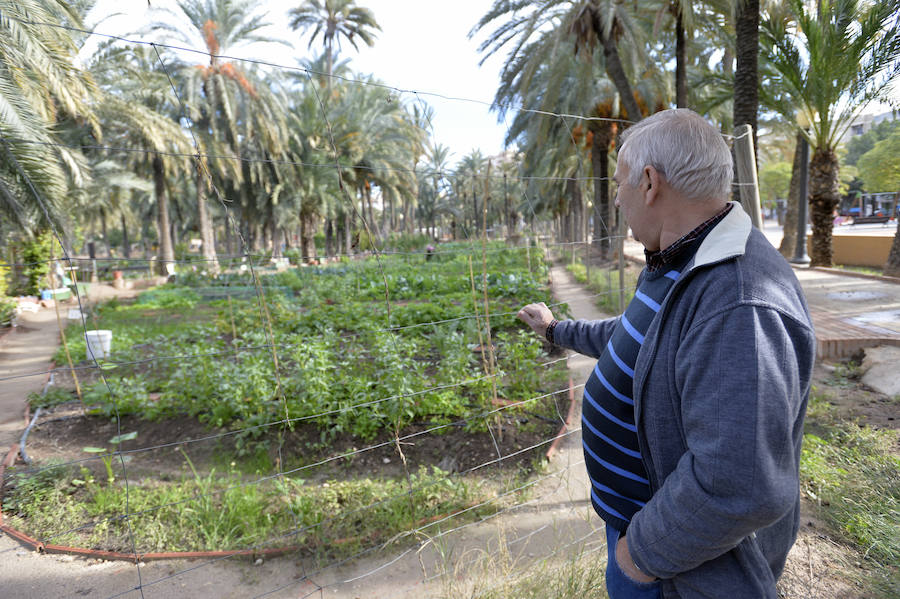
[734,124,764,229]
[790,133,811,264]
[618,209,626,313]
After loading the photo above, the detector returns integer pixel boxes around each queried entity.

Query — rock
[860,346,900,398]
[437,455,458,473]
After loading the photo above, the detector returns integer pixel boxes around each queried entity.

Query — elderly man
[518,109,815,598]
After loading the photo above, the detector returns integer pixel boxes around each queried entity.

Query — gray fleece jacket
[554,203,816,598]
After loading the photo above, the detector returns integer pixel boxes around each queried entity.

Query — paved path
[0,309,60,451]
[624,230,900,361]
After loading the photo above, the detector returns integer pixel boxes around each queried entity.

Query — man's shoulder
[682,229,810,322]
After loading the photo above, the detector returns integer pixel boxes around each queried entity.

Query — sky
[85,0,513,163]
[84,0,899,164]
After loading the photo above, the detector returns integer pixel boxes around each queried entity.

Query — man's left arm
[626,304,815,579]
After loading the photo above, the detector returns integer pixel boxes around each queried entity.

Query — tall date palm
[289,0,381,84]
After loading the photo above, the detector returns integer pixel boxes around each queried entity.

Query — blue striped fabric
[582,267,681,532]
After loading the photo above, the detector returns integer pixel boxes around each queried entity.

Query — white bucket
[85,330,112,361]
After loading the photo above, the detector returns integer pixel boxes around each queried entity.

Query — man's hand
[517,302,556,338]
[616,534,657,584]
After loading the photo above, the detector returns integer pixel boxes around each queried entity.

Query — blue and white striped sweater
[582,267,681,532]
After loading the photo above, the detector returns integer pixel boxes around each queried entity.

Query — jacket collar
[692,201,752,269]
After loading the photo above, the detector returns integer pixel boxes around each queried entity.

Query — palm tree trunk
[405,200,414,235]
[197,171,220,275]
[344,209,353,255]
[365,183,376,237]
[100,207,112,257]
[325,218,334,257]
[120,211,130,259]
[565,178,582,244]
[270,217,281,259]
[778,131,803,258]
[733,0,760,165]
[153,155,175,275]
[224,219,233,257]
[591,123,612,258]
[389,190,397,231]
[601,34,641,122]
[808,148,840,267]
[675,10,687,108]
[884,205,900,277]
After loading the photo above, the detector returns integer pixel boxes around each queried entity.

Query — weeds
[566,261,637,314]
[801,387,900,588]
[4,462,492,556]
[438,527,607,599]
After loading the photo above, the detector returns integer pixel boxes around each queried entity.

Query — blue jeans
[606,525,661,599]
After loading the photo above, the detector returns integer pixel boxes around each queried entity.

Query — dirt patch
[779,518,873,599]
[15,389,569,486]
[813,360,900,444]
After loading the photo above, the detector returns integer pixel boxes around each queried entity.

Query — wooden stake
[47,244,84,412]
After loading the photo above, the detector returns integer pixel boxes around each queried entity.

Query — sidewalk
[622,225,900,361]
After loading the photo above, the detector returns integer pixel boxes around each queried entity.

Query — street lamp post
[790,129,811,265]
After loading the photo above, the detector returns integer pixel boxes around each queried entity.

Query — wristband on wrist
[545,319,558,345]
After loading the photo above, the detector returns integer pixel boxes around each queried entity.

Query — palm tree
[73,159,153,257]
[0,0,98,234]
[88,43,194,274]
[289,0,381,83]
[473,1,646,124]
[761,0,900,266]
[150,0,292,270]
[733,0,760,159]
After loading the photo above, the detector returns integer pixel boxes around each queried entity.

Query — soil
[19,391,567,488]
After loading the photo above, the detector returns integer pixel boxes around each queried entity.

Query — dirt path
[0,309,60,451]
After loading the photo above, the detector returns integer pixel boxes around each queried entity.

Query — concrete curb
[804,265,900,285]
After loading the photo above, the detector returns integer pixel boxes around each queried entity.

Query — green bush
[20,230,53,296]
[134,287,200,309]
[0,297,15,328]
[0,261,10,297]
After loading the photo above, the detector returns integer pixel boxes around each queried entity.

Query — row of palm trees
[2,0,899,274]
[2,0,486,275]
[473,0,900,269]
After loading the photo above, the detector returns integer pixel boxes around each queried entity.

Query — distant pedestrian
[518,109,816,598]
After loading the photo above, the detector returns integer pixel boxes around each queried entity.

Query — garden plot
[3,243,571,560]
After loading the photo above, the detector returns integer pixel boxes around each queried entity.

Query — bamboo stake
[481,164,501,440]
[467,256,487,378]
[46,245,84,412]
[526,237,532,274]
[227,294,238,359]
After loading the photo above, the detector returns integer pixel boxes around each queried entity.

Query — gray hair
[618,109,733,200]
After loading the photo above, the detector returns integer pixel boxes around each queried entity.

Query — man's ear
[644,166,661,205]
